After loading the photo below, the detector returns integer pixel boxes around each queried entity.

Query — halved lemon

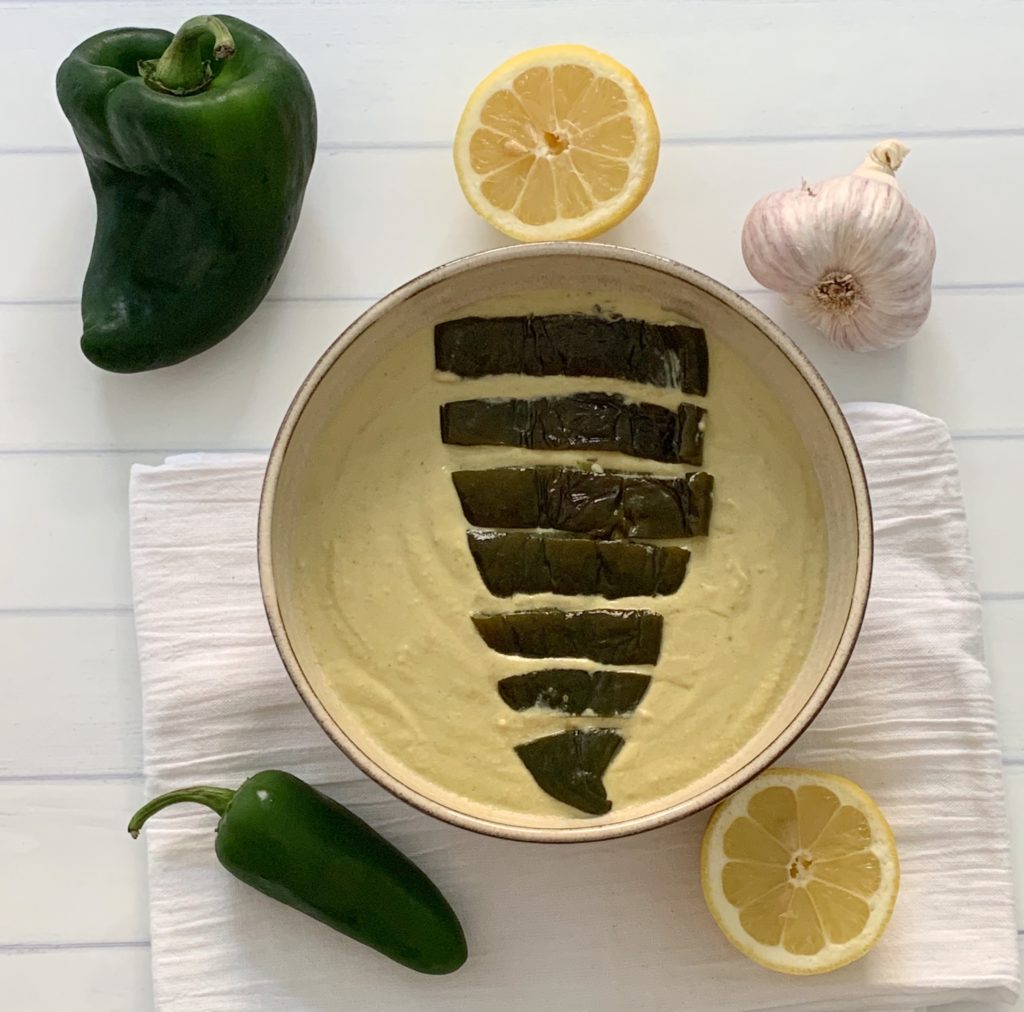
[453,45,660,242]
[701,768,899,975]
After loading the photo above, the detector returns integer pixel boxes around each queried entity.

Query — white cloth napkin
[128,404,1019,1012]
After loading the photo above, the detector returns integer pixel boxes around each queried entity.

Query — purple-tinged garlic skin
[741,141,936,352]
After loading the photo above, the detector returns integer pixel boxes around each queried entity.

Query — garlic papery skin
[741,140,936,352]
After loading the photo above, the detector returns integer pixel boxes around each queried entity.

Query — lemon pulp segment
[701,768,899,974]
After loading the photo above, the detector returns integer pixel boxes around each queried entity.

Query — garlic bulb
[741,140,936,352]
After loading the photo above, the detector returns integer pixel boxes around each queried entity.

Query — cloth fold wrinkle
[129,402,1019,1012]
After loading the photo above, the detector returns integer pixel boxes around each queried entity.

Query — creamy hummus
[293,292,827,820]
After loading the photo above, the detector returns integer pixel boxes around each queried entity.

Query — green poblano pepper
[56,15,316,372]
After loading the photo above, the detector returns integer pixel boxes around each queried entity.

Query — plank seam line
[0,940,151,954]
[5,933,1021,953]
[6,598,1012,611]
[0,772,143,783]
[0,448,271,457]
[0,606,133,616]
[4,756,1023,782]
[3,934,1021,955]
[0,294,381,307]
[4,282,1024,310]
[0,431,1022,459]
[5,126,1024,157]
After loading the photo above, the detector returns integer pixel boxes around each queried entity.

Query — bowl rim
[257,241,874,843]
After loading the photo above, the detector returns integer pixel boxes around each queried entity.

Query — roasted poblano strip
[452,466,714,538]
[515,728,624,815]
[467,530,688,598]
[440,394,705,465]
[471,608,662,665]
[435,314,709,395]
[498,669,651,716]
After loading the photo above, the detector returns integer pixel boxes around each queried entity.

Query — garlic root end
[812,272,863,317]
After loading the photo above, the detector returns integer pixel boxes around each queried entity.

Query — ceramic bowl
[258,243,872,843]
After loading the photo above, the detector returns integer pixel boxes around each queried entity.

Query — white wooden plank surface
[1,437,1015,617]
[956,440,1024,599]
[2,1,1021,1009]
[0,453,162,610]
[985,601,1024,757]
[0,947,153,1012]
[4,0,1022,150]
[0,302,366,452]
[1,613,142,777]
[760,292,1024,438]
[3,291,1024,453]
[0,782,148,944]
[6,137,1024,307]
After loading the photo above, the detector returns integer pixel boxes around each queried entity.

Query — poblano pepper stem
[139,15,235,96]
[127,785,235,838]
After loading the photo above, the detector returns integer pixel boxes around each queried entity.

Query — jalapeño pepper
[56,15,316,372]
[128,770,468,975]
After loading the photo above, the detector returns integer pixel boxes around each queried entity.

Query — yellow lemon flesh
[453,45,660,242]
[701,768,899,975]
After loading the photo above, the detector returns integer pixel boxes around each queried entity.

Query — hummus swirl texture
[293,293,827,821]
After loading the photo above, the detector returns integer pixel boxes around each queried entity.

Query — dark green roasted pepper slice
[435,314,708,394]
[452,466,714,538]
[472,608,662,664]
[467,530,689,598]
[498,669,651,716]
[128,770,468,975]
[56,15,316,372]
[440,393,705,464]
[515,728,625,815]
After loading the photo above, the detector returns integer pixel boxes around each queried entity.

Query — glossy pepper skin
[56,16,316,372]
[128,770,468,975]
